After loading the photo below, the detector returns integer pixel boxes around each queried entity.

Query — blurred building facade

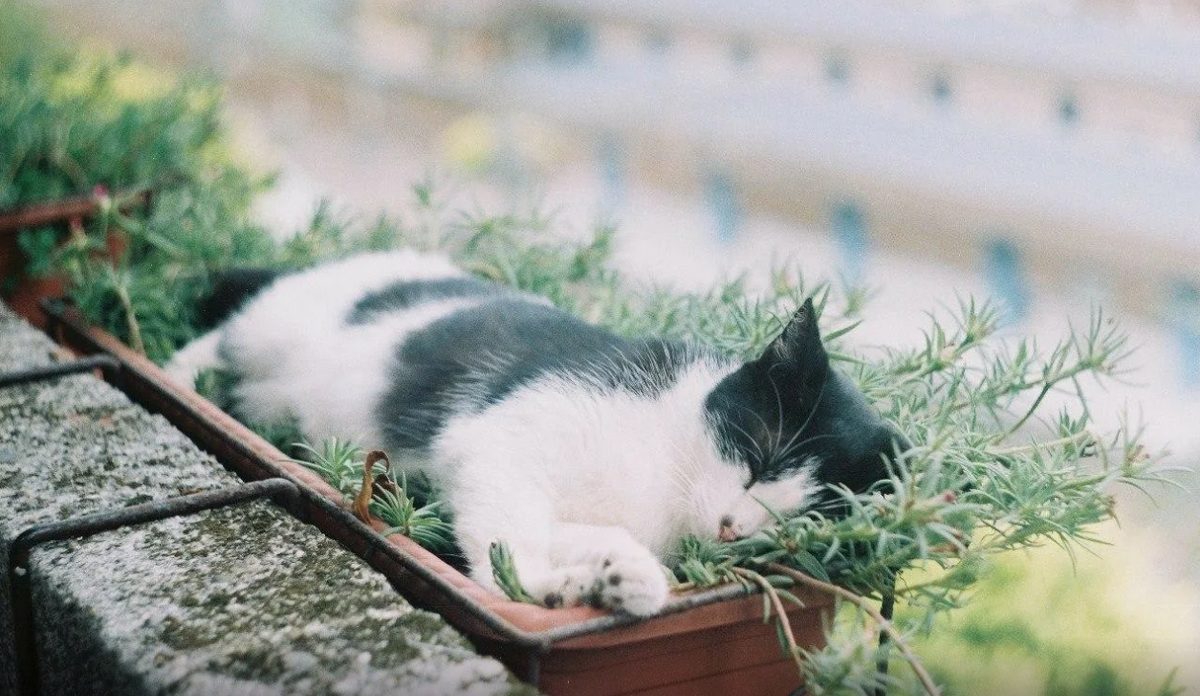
[34,0,1200,385]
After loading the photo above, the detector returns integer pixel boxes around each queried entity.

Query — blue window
[546,18,592,63]
[930,72,953,105]
[824,52,850,85]
[704,170,742,245]
[597,133,626,217]
[729,37,755,69]
[644,26,672,57]
[1058,92,1080,126]
[1167,280,1200,389]
[831,202,869,284]
[983,238,1031,322]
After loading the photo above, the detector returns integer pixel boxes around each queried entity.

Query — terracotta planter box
[14,280,834,696]
[0,190,146,329]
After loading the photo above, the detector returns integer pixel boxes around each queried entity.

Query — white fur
[167,251,821,616]
[727,464,818,540]
[167,251,467,445]
[435,362,749,613]
[166,329,222,386]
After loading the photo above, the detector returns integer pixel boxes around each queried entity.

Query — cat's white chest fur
[434,364,740,558]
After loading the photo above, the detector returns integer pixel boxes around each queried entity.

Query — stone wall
[0,301,537,696]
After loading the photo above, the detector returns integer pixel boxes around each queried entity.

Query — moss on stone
[1,302,537,696]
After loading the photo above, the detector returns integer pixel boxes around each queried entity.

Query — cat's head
[698,298,905,542]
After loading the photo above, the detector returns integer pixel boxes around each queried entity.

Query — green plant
[2,47,274,361]
[0,0,51,74]
[290,438,365,499]
[345,197,1173,694]
[372,469,455,553]
[908,535,1194,696]
[289,438,454,554]
[489,541,538,605]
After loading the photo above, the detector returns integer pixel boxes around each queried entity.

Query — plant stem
[990,429,1094,456]
[877,586,896,696]
[353,450,389,524]
[1003,383,1053,437]
[731,567,804,676]
[113,276,145,355]
[766,563,941,696]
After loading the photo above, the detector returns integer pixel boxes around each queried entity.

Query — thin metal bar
[10,479,297,559]
[8,478,298,696]
[0,355,119,389]
[0,188,150,234]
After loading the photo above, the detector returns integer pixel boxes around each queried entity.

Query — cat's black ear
[758,298,827,371]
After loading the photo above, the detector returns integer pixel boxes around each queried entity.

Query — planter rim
[0,188,151,234]
[37,298,834,653]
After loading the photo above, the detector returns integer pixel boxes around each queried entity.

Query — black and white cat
[167,251,903,616]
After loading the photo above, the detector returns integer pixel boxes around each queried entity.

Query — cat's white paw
[594,553,670,617]
[527,565,595,609]
[521,553,669,616]
[539,525,672,616]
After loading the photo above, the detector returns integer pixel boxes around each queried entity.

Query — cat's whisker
[765,362,788,450]
[721,417,767,472]
[775,433,839,462]
[772,374,831,463]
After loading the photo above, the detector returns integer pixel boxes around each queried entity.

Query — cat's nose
[718,515,738,542]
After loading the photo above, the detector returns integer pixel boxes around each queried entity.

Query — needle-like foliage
[371,468,456,554]
[290,438,365,499]
[289,438,455,554]
[2,48,274,361]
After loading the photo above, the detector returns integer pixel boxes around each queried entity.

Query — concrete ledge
[0,302,537,696]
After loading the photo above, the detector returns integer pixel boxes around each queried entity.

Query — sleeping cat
[167,250,904,616]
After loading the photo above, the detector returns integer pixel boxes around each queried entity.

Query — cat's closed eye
[717,467,819,541]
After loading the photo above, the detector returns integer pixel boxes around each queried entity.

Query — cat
[167,250,905,616]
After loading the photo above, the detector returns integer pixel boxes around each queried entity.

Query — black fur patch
[375,299,703,451]
[197,268,283,330]
[347,278,504,325]
[703,299,904,504]
[706,368,900,495]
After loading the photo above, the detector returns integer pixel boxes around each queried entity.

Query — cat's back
[377,296,728,455]
[228,250,465,334]
[220,250,488,441]
[218,249,725,462]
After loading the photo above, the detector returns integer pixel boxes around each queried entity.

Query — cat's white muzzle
[716,467,818,542]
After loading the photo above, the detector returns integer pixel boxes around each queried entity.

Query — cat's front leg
[453,503,670,616]
[446,472,595,613]
[547,523,671,617]
[440,443,669,615]
[452,509,612,613]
